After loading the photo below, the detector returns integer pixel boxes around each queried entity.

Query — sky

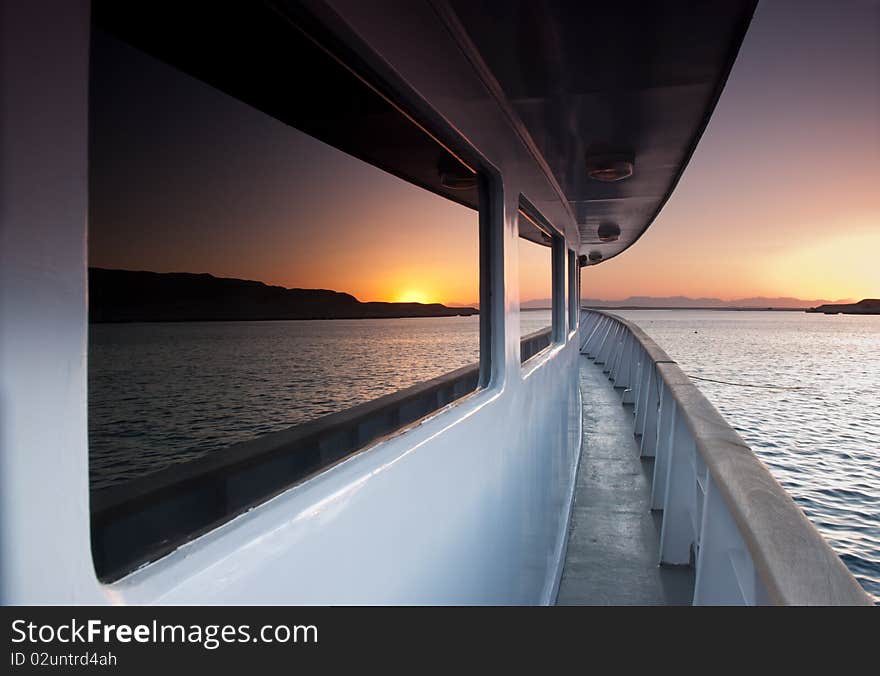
[90,1,878,306]
[89,30,481,307]
[518,237,553,305]
[584,0,879,301]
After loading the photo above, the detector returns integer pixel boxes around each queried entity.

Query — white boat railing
[91,328,557,582]
[579,309,872,605]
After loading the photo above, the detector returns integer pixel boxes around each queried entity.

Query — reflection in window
[518,204,556,362]
[88,2,484,580]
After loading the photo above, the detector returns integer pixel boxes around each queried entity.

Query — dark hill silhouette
[89,268,478,322]
[806,299,880,315]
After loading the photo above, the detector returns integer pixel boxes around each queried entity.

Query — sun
[396,289,431,304]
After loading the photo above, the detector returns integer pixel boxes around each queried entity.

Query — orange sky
[518,237,553,304]
[583,0,879,302]
[89,29,484,307]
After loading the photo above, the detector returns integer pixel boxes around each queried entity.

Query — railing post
[604,322,621,366]
[639,367,660,458]
[596,317,613,358]
[693,476,766,605]
[634,360,653,436]
[602,323,621,374]
[596,321,616,365]
[596,320,612,365]
[609,330,627,386]
[581,310,593,333]
[631,349,644,416]
[586,316,610,357]
[606,325,621,377]
[581,313,603,353]
[659,412,697,565]
[581,311,597,344]
[579,313,592,352]
[622,338,638,404]
[651,387,675,510]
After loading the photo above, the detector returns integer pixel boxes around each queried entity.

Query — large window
[518,200,561,363]
[88,2,487,581]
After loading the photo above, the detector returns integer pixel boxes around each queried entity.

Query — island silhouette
[806,299,880,315]
[88,268,478,322]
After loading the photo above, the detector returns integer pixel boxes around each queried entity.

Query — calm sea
[89,309,878,599]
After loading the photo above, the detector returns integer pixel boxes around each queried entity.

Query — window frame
[568,248,578,333]
[87,2,499,582]
[517,196,563,364]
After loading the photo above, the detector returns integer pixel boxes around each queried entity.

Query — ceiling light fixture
[585,151,634,182]
[597,222,621,242]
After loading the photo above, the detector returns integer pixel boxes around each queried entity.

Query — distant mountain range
[564,295,856,310]
[89,269,478,322]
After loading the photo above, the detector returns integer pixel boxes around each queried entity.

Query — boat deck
[556,354,695,605]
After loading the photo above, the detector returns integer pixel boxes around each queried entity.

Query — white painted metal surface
[0,0,583,604]
[579,310,872,605]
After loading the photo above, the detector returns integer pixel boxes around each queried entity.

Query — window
[518,199,561,363]
[568,249,578,331]
[88,1,489,581]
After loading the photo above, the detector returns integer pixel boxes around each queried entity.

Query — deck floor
[556,355,694,605]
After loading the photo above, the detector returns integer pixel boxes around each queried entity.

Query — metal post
[586,316,611,358]
[595,321,616,365]
[612,332,630,388]
[651,389,675,510]
[693,477,765,605]
[634,361,653,435]
[639,368,660,458]
[622,338,638,404]
[659,412,697,565]
[607,326,621,377]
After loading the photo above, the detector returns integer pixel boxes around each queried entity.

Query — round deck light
[597,222,620,242]
[588,251,603,263]
[586,152,634,182]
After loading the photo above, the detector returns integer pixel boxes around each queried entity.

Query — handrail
[520,326,553,363]
[580,308,872,605]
